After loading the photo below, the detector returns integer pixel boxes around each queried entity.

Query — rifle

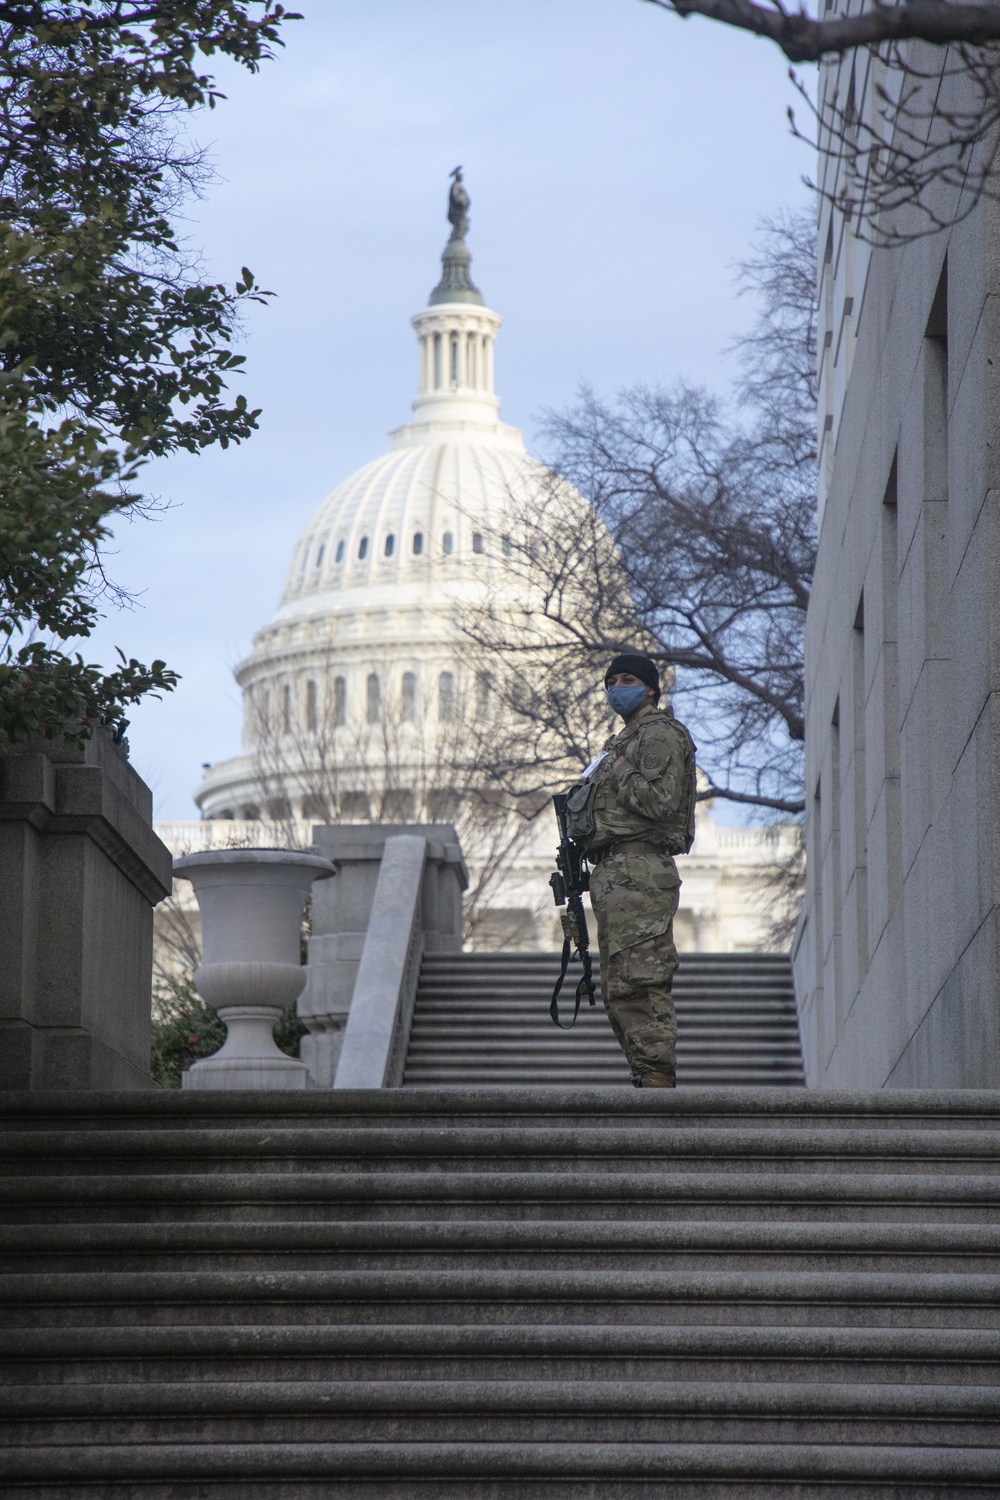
[548,792,598,1028]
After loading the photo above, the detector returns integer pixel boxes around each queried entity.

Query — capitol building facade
[156,181,794,954]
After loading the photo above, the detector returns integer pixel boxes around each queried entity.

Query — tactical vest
[664,719,698,856]
[565,717,698,856]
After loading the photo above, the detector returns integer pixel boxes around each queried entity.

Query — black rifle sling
[549,937,582,1029]
[549,932,597,1030]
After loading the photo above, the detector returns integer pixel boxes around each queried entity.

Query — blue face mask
[606,683,649,717]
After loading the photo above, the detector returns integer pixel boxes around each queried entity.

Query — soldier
[573,653,696,1088]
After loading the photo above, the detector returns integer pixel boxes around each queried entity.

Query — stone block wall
[0,731,172,1089]
[796,132,1000,1087]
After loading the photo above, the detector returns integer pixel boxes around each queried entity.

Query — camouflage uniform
[583,703,694,1085]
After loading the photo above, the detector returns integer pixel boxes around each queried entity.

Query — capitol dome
[168,176,794,958]
[195,174,578,837]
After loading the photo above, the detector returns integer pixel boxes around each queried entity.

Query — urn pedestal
[173,848,335,1090]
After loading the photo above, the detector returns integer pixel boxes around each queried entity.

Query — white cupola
[398,166,504,434]
[193,170,579,825]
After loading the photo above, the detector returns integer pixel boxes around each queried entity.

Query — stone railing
[303,823,467,1088]
[331,836,429,1090]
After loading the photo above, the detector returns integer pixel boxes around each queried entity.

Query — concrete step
[7,1319,1000,1386]
[5,1266,1000,1334]
[4,1217,1000,1273]
[403,1041,805,1057]
[406,1031,802,1042]
[4,1377,1000,1445]
[422,957,794,966]
[4,1090,1000,1494]
[412,999,798,1011]
[404,952,803,1088]
[5,1437,1000,1499]
[10,1087,1000,1129]
[6,1170,999,1226]
[5,1124,1000,1174]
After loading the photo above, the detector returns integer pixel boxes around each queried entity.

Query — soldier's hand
[612,756,627,774]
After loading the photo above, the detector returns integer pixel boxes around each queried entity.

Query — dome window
[472,532,484,555]
[442,531,454,556]
[402,671,417,723]
[384,534,395,558]
[282,684,291,736]
[438,671,456,722]
[342,791,371,820]
[333,676,347,727]
[358,536,369,560]
[502,534,513,557]
[305,679,318,732]
[366,672,381,725]
[316,544,326,569]
[335,539,345,564]
[384,789,416,821]
[412,532,424,556]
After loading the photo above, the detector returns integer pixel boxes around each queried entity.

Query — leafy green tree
[0,2,297,747]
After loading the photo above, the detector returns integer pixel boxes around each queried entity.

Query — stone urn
[173,848,336,1090]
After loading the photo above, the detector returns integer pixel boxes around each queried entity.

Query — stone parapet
[0,731,172,1089]
[300,823,466,1087]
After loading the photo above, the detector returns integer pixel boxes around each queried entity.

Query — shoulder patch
[642,752,661,769]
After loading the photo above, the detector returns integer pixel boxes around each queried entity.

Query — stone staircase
[3,1087,1000,1497]
[404,951,804,1087]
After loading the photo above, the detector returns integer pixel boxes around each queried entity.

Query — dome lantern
[406,169,502,431]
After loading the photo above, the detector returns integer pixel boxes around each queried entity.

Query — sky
[85,0,812,820]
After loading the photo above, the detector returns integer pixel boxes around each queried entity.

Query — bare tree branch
[460,209,816,818]
[698,778,806,814]
[647,1,1000,240]
[647,0,1000,64]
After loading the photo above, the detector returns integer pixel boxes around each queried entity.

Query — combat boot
[634,1070,675,1088]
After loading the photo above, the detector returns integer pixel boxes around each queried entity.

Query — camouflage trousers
[589,847,681,1085]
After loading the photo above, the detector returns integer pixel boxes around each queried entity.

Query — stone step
[422,955,793,965]
[416,972,797,985]
[3,1089,999,1495]
[422,960,797,972]
[6,1320,1000,1387]
[398,1080,803,1092]
[403,1044,802,1056]
[4,1377,999,1446]
[5,1170,1000,1229]
[5,1125,1000,1173]
[404,996,797,1008]
[3,1217,999,1273]
[7,1088,999,1129]
[405,952,803,1087]
[416,990,798,1004]
[5,1267,1000,1334]
[408,1012,802,1026]
[5,1436,1000,1499]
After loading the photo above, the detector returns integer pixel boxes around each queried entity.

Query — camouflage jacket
[583,704,696,855]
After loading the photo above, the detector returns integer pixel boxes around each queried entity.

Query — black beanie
[605,653,659,692]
